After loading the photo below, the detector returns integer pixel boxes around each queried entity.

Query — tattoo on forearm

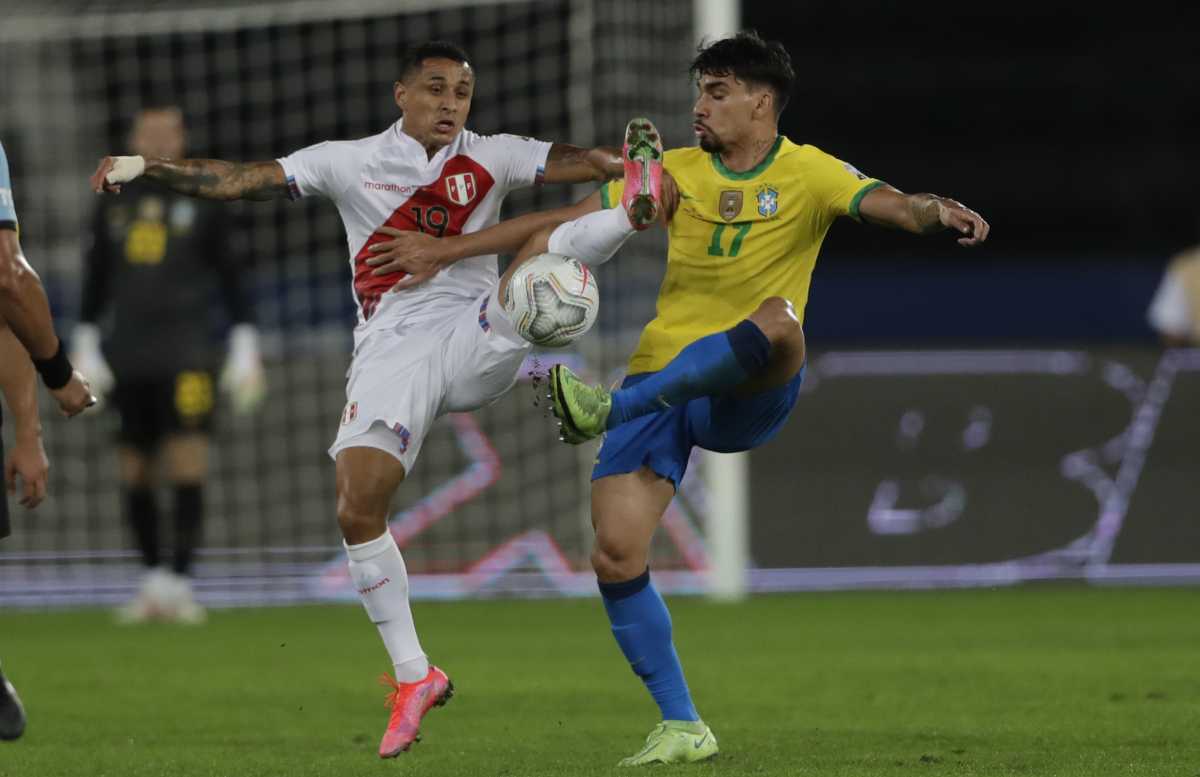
[147,159,286,201]
[909,194,945,234]
[547,145,622,181]
[591,146,623,180]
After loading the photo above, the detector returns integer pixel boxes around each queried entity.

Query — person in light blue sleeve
[0,139,98,741]
[0,140,93,413]
[0,140,18,224]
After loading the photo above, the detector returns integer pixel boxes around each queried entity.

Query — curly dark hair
[689,31,795,116]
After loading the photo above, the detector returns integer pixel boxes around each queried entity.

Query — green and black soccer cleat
[547,364,612,444]
[618,720,719,767]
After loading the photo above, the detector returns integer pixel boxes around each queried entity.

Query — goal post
[691,0,750,602]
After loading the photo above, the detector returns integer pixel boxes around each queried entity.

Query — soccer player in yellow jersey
[364,30,989,766]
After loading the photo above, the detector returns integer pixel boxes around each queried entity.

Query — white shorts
[329,286,530,473]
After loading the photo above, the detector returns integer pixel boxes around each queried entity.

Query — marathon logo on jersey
[341,401,358,426]
[756,185,779,218]
[0,187,12,210]
[364,181,418,195]
[719,190,743,222]
[445,173,477,206]
[392,422,412,453]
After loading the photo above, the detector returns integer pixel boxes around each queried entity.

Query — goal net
[0,0,717,606]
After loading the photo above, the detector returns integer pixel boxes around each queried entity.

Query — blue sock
[599,569,699,722]
[607,319,771,429]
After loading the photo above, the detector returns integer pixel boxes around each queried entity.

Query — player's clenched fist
[50,371,96,418]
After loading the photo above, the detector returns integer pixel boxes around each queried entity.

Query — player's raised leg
[335,446,453,758]
[495,116,663,305]
[551,296,805,443]
[621,117,664,229]
[591,469,718,766]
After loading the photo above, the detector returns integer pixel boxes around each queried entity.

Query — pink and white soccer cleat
[377,666,454,758]
[621,117,664,230]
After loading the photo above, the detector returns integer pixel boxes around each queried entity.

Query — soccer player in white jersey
[90,41,626,757]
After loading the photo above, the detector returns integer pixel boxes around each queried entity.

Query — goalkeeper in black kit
[71,106,266,624]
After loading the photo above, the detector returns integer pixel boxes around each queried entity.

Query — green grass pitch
[1,586,1197,776]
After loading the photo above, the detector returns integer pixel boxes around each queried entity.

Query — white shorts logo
[445,173,476,206]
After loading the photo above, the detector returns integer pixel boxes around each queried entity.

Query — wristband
[106,155,146,184]
[33,339,74,390]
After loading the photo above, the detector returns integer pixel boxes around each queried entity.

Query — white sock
[345,531,430,683]
[547,206,635,267]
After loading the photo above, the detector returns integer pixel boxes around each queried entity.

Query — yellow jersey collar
[710,135,784,181]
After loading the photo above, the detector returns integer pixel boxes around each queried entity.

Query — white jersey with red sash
[279,120,550,344]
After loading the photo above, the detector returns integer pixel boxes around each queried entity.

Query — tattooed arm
[857,184,991,247]
[541,143,624,184]
[89,156,288,201]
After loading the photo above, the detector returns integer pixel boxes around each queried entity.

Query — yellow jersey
[601,136,882,374]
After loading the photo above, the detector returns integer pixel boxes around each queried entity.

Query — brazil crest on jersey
[601,136,883,374]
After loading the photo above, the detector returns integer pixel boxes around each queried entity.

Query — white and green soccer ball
[503,253,599,348]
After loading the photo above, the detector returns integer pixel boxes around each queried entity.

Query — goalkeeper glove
[68,323,115,405]
[219,324,266,415]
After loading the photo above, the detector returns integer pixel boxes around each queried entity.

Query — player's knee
[333,446,405,544]
[749,296,801,345]
[117,448,152,487]
[336,494,389,545]
[591,542,644,583]
[590,546,623,581]
[164,435,210,484]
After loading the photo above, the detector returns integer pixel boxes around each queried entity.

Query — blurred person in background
[1,137,95,741]
[71,106,266,625]
[1147,244,1200,346]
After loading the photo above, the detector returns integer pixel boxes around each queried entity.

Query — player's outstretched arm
[365,191,605,289]
[858,185,990,247]
[90,156,288,201]
[542,144,623,184]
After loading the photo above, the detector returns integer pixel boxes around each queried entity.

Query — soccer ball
[503,253,599,347]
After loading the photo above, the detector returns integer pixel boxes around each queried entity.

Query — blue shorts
[592,366,806,489]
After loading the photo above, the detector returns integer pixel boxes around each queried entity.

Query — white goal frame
[692,0,749,602]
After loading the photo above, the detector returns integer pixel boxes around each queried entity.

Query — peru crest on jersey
[445,172,477,206]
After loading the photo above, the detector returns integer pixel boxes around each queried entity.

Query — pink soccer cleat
[621,117,664,230]
[377,666,454,758]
